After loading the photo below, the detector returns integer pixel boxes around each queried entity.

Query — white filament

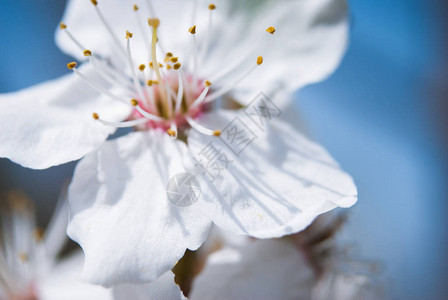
[72,68,130,105]
[62,28,85,52]
[206,64,259,102]
[93,5,127,59]
[88,56,134,96]
[190,86,210,109]
[175,69,185,114]
[169,123,178,140]
[135,105,164,121]
[190,34,199,87]
[186,116,217,136]
[126,38,148,105]
[97,117,149,128]
[199,5,214,62]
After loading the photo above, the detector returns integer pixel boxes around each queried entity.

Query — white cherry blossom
[0,0,349,169]
[0,0,355,288]
[0,192,111,300]
[189,238,382,300]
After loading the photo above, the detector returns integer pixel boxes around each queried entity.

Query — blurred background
[0,0,446,299]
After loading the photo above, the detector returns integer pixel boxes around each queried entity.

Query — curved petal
[113,272,186,300]
[187,110,357,238]
[67,130,212,286]
[189,239,315,300]
[0,64,130,169]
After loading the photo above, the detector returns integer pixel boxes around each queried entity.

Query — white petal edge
[67,130,212,286]
[189,239,315,300]
[0,63,130,169]
[187,109,357,238]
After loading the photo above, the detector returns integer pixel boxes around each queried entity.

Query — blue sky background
[0,0,447,299]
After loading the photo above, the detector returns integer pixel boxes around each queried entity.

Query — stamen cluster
[61,1,274,139]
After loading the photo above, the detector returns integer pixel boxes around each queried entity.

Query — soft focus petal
[0,64,130,169]
[190,239,315,300]
[312,272,377,300]
[113,272,186,300]
[43,190,69,263]
[68,131,212,286]
[39,253,113,300]
[188,110,357,238]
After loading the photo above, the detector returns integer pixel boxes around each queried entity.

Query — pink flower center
[62,2,273,139]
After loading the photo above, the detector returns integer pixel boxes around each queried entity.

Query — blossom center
[62,1,273,139]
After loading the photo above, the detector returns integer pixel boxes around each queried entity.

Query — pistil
[62,1,277,139]
[148,18,170,119]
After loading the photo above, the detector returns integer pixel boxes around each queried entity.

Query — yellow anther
[19,253,28,263]
[139,64,146,71]
[147,80,159,86]
[148,18,160,28]
[130,99,139,106]
[167,129,176,137]
[166,65,172,70]
[257,56,263,65]
[91,0,98,6]
[266,26,276,34]
[83,49,92,56]
[126,30,133,39]
[170,57,178,63]
[60,22,67,30]
[173,63,181,70]
[133,4,139,11]
[149,62,153,68]
[205,80,212,87]
[92,113,99,120]
[188,25,197,34]
[213,130,221,137]
[34,228,45,243]
[158,63,163,68]
[166,52,173,58]
[209,4,216,10]
[7,191,29,211]
[67,62,77,70]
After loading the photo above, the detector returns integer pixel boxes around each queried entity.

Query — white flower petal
[190,239,315,300]
[312,272,375,300]
[43,191,69,263]
[113,272,186,300]
[67,130,212,286]
[39,253,113,300]
[187,110,357,238]
[0,64,130,169]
